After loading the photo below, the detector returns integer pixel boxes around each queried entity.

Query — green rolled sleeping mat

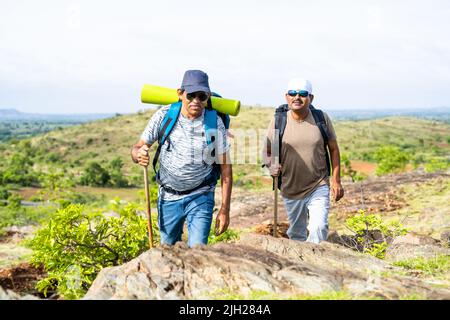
[141,84,240,116]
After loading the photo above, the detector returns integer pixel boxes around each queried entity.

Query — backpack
[152,93,230,195]
[272,104,331,190]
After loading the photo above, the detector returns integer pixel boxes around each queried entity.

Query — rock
[0,286,39,300]
[83,234,450,300]
[385,243,450,262]
[440,231,450,246]
[391,233,440,246]
[386,232,449,262]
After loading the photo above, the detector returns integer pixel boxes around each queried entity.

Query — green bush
[79,162,111,186]
[0,187,11,200]
[28,203,155,299]
[28,199,240,299]
[374,146,410,176]
[345,209,408,259]
[107,157,129,187]
[424,157,449,173]
[208,223,240,245]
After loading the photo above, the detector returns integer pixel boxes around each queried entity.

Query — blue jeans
[282,184,330,244]
[157,191,215,247]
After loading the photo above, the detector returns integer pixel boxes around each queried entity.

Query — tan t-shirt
[265,109,337,199]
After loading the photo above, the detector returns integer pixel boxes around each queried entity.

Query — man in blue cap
[131,70,232,247]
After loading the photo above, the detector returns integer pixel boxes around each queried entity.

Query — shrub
[208,223,240,245]
[28,203,155,299]
[28,199,240,299]
[374,146,410,176]
[424,157,449,173]
[344,209,408,259]
[79,162,111,186]
[108,157,129,188]
[341,154,358,182]
[0,187,11,200]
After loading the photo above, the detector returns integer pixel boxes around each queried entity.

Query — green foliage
[28,203,155,299]
[27,196,241,299]
[208,223,240,245]
[0,202,55,235]
[1,151,39,186]
[341,154,359,182]
[0,187,11,200]
[393,254,450,278]
[208,288,355,300]
[374,145,410,176]
[345,209,408,259]
[424,157,449,173]
[7,193,23,210]
[78,159,129,188]
[79,162,111,187]
[107,157,129,187]
[45,152,62,163]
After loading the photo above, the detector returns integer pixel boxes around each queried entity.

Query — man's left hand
[331,180,344,202]
[215,206,230,236]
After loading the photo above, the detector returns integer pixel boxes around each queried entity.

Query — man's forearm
[220,164,232,210]
[330,148,341,183]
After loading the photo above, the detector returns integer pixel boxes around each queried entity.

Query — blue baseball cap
[180,70,211,94]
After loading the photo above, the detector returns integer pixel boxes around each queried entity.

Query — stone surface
[84,234,450,300]
[385,243,450,262]
[391,233,441,246]
[0,286,39,300]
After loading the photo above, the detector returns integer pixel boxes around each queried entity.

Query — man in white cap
[263,78,344,243]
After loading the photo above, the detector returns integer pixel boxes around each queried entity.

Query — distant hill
[325,107,450,122]
[0,106,447,186]
[0,108,115,123]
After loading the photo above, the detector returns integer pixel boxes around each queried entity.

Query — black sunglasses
[186,91,209,102]
[287,90,309,97]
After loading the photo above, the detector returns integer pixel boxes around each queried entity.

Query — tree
[79,162,110,186]
[108,157,129,188]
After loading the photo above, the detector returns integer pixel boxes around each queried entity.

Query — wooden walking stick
[273,156,279,237]
[143,166,154,248]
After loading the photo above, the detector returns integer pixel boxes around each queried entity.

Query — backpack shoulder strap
[204,108,218,146]
[273,104,289,190]
[309,105,331,176]
[152,102,182,172]
[309,105,329,144]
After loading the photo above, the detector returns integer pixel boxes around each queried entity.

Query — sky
[1,0,450,114]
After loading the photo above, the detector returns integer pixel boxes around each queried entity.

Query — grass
[207,288,397,300]
[394,177,450,238]
[0,242,33,269]
[393,254,450,279]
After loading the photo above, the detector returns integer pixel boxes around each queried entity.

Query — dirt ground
[0,263,54,298]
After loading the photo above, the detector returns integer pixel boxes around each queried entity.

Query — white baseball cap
[287,78,312,94]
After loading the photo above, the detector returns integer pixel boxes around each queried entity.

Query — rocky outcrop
[0,286,39,300]
[385,233,449,262]
[83,234,450,300]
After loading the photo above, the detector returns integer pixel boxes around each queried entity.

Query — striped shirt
[140,105,230,201]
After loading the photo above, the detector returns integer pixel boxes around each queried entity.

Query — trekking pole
[143,166,154,248]
[273,156,279,237]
